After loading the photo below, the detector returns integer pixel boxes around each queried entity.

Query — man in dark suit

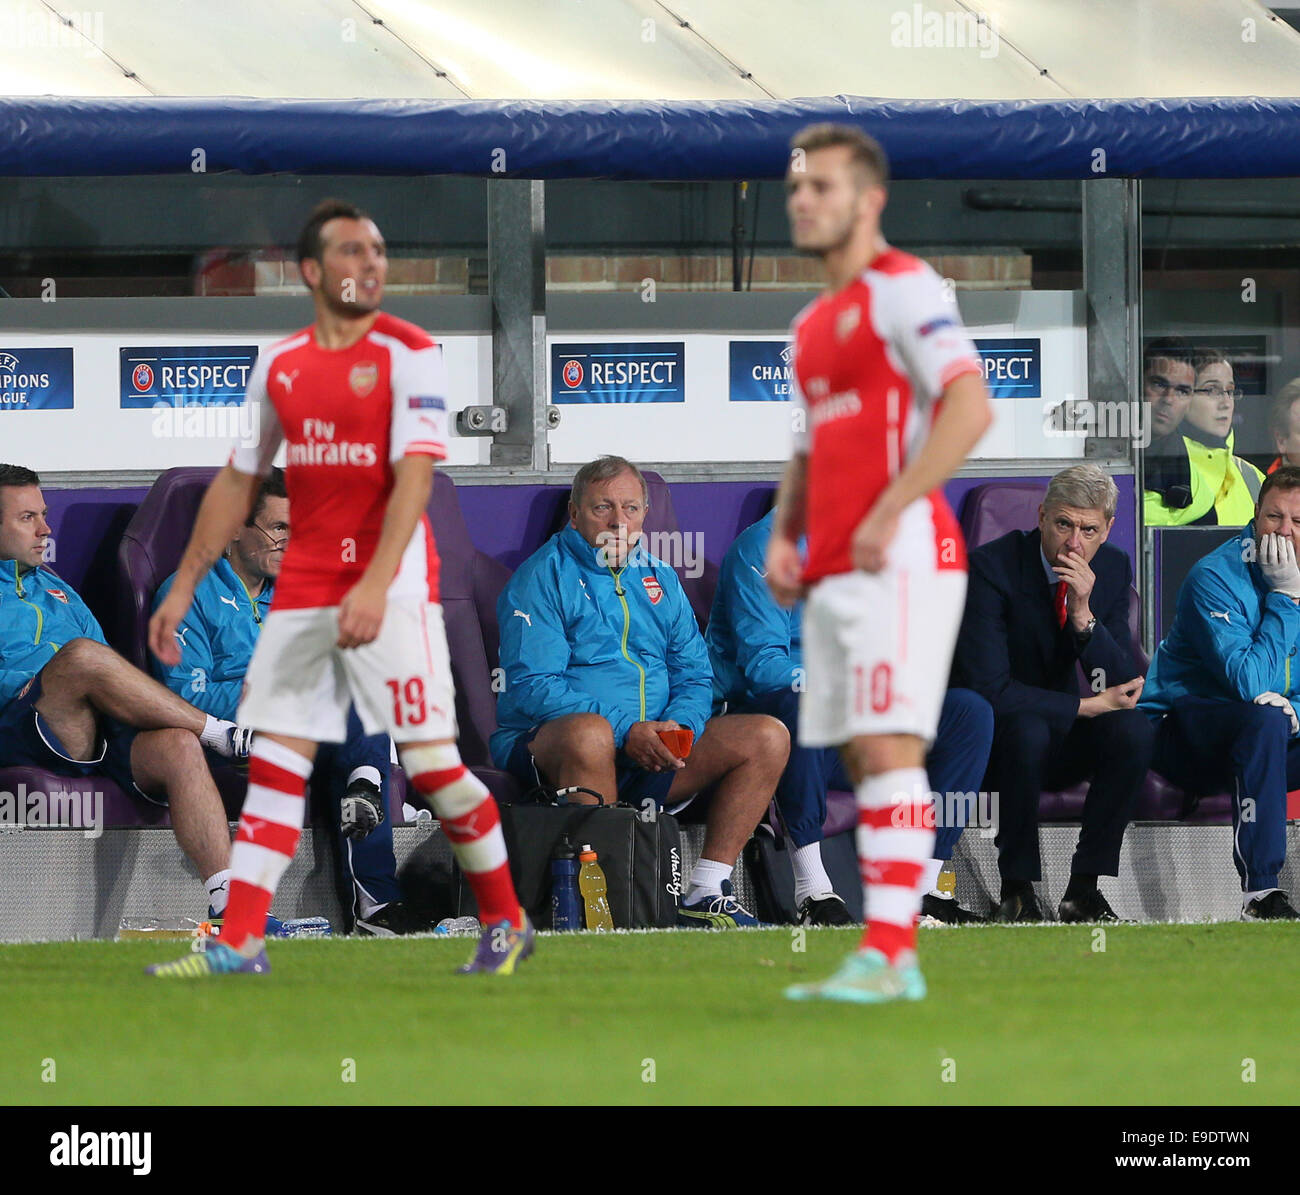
[953,464,1153,922]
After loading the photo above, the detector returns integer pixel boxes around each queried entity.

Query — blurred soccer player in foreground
[770,125,993,1003]
[146,200,531,977]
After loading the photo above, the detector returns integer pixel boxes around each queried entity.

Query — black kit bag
[400,789,683,930]
[744,825,864,925]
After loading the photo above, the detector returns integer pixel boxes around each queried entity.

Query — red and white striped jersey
[790,248,982,584]
[229,311,449,610]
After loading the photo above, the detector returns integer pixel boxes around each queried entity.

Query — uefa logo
[132,363,155,393]
[562,359,584,388]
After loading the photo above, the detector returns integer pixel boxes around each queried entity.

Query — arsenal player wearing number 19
[767,126,993,1004]
[145,199,531,978]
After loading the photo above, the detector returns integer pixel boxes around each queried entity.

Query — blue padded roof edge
[2,95,1298,179]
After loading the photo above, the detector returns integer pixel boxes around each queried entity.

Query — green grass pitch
[2,924,1296,1105]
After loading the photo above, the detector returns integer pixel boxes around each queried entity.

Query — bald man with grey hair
[952,463,1152,923]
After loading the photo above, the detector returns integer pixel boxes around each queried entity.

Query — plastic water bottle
[434,916,481,936]
[552,836,580,931]
[275,917,332,938]
[578,843,614,931]
[116,917,206,941]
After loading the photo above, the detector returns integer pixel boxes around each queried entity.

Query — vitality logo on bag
[667,846,681,898]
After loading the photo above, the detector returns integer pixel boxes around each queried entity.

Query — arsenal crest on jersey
[349,362,379,397]
[642,575,663,605]
[836,304,861,342]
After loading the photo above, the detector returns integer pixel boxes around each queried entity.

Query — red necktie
[1054,580,1068,629]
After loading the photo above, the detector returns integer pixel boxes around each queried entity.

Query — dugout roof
[5,0,1299,101]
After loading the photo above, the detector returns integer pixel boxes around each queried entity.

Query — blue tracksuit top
[152,556,274,723]
[706,509,801,709]
[0,559,107,709]
[1140,523,1300,716]
[490,523,713,766]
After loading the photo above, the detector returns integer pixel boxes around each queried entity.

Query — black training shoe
[1242,890,1300,921]
[921,893,988,924]
[796,894,855,926]
[1058,889,1122,923]
[341,778,385,841]
[992,888,1048,923]
[354,901,437,937]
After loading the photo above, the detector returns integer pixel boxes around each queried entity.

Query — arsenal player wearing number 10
[768,125,993,1004]
[146,199,532,978]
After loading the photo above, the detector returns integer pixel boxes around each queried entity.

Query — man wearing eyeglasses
[1144,344,1263,526]
[1143,338,1207,524]
[152,467,429,936]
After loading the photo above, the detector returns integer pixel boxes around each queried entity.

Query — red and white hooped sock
[400,742,522,928]
[855,767,935,963]
[221,738,312,952]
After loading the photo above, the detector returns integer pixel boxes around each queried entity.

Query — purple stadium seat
[118,467,219,671]
[958,480,1046,547]
[0,768,171,828]
[425,471,521,805]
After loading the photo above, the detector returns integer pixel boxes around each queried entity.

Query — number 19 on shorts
[386,677,428,727]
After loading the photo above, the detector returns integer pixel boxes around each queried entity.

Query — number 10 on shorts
[854,663,893,715]
[386,677,428,727]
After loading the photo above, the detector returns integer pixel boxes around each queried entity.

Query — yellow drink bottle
[578,844,614,930]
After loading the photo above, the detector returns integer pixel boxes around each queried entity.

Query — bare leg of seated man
[665,714,790,870]
[34,637,244,910]
[34,638,236,755]
[130,727,232,885]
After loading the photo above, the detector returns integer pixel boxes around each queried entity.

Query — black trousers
[986,707,1154,882]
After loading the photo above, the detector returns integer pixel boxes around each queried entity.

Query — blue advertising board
[974,338,1041,398]
[0,348,74,411]
[729,340,794,402]
[552,342,685,404]
[120,345,259,409]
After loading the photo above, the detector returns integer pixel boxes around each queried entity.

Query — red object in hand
[657,728,695,759]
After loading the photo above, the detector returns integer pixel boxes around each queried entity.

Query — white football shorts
[237,599,457,745]
[798,562,966,749]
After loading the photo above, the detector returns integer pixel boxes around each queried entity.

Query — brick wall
[215,251,1033,296]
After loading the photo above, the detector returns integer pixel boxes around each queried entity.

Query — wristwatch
[1077,615,1097,639]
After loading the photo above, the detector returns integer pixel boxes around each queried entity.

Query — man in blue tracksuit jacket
[0,462,242,913]
[707,509,994,925]
[152,469,428,936]
[492,456,790,928]
[1140,466,1300,919]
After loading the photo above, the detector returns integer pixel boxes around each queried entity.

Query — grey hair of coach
[569,456,650,510]
[1043,464,1118,522]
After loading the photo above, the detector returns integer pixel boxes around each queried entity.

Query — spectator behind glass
[1144,337,1196,445]
[1144,348,1264,527]
[1267,378,1300,474]
[1142,338,1200,522]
